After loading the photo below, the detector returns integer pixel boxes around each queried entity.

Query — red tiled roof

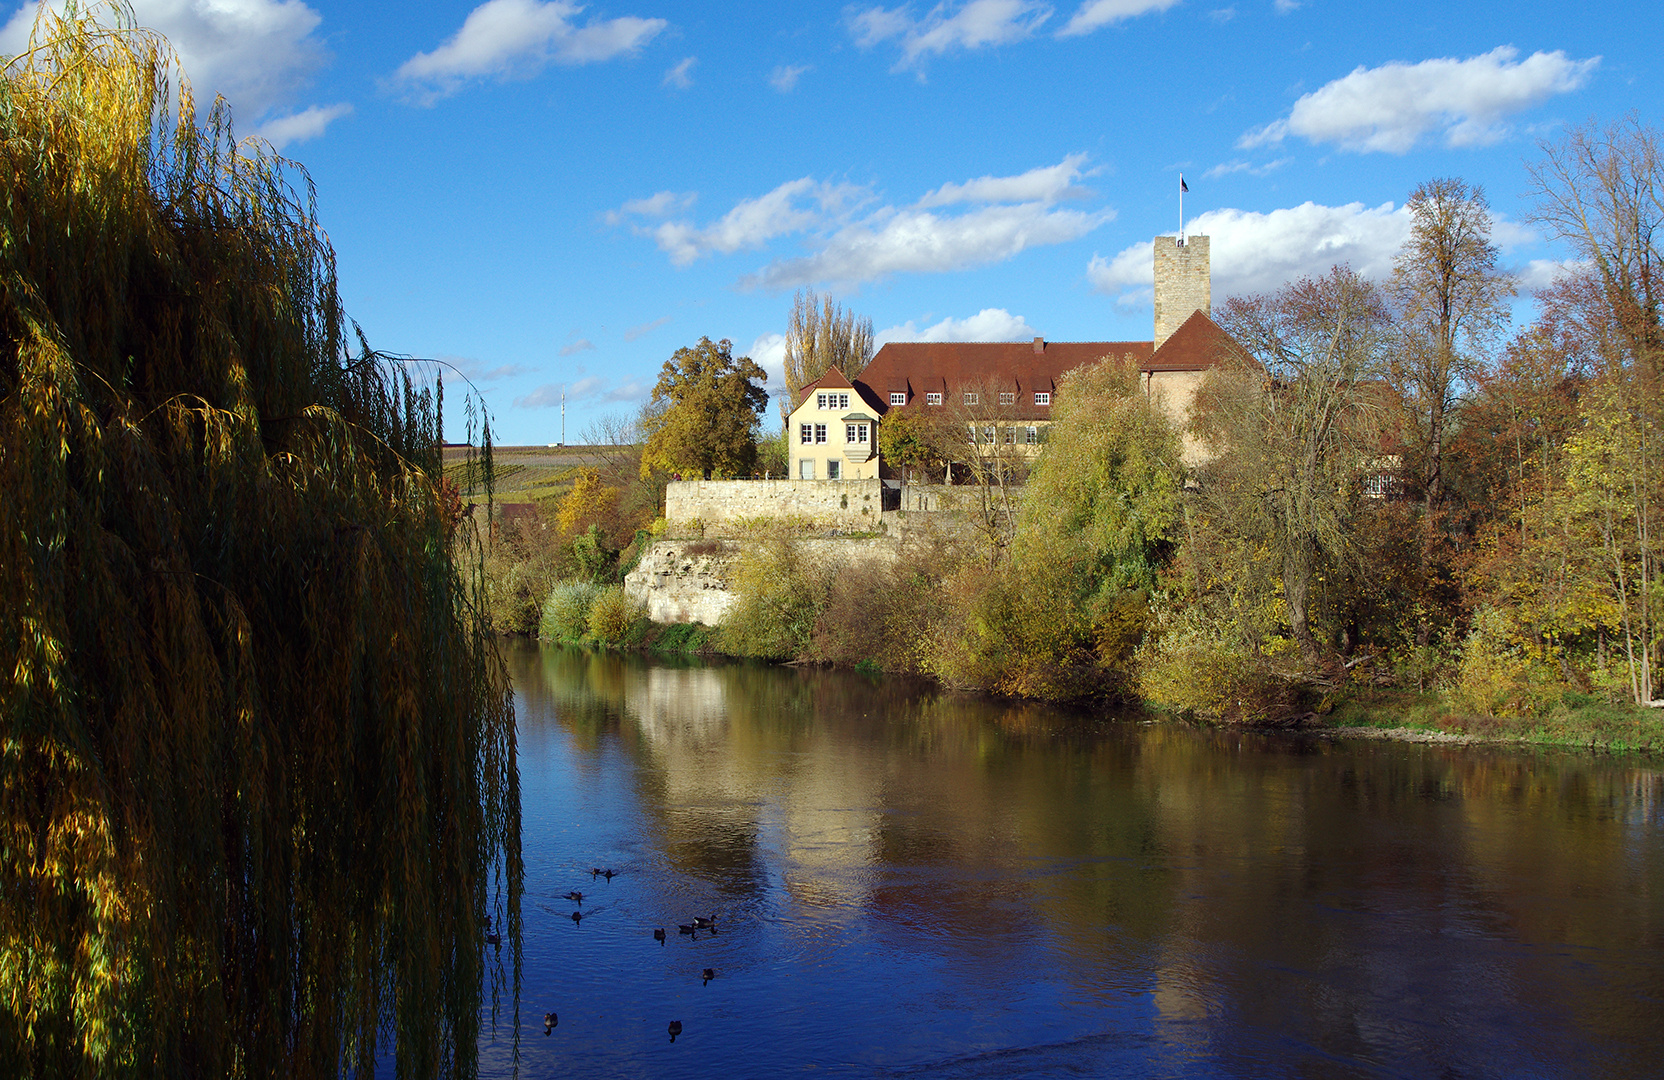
[1145,311,1246,372]
[856,340,1153,417]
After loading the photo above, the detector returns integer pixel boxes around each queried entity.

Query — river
[481,640,1664,1079]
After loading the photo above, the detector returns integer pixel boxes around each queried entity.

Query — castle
[784,234,1239,483]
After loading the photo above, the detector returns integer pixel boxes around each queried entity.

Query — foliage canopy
[0,8,519,1076]
[639,337,768,480]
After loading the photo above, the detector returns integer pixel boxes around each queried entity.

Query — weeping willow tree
[1,7,520,1077]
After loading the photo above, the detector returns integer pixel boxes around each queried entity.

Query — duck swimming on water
[543,1012,557,1035]
[702,968,715,986]
[653,928,666,944]
[668,1020,683,1043]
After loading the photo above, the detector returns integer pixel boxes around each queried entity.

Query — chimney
[1032,337,1044,354]
[1152,234,1210,350]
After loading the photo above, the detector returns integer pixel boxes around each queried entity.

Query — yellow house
[786,366,885,480]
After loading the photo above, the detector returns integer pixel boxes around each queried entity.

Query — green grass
[1322,687,1664,754]
[642,622,722,655]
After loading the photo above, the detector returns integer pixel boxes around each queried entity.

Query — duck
[564,891,583,904]
[484,932,501,947]
[677,922,697,935]
[543,1012,557,1035]
[702,968,715,986]
[603,868,616,881]
[668,1020,683,1043]
[591,867,602,879]
[692,916,716,931]
[653,928,666,945]
[570,910,583,925]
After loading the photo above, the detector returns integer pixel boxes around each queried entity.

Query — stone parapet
[665,479,886,536]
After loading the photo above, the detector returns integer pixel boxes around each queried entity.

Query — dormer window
[889,392,906,405]
[1034,391,1051,406]
[963,392,979,406]
[926,392,942,405]
[999,392,1015,405]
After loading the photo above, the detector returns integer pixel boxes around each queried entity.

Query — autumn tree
[639,337,769,481]
[1203,267,1393,669]
[1524,116,1663,704]
[781,289,874,423]
[1391,178,1514,511]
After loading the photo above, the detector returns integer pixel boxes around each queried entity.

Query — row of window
[886,391,1051,407]
[815,392,851,410]
[799,423,870,445]
[978,426,1046,445]
[799,458,843,480]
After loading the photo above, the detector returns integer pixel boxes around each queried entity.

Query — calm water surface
[481,641,1664,1079]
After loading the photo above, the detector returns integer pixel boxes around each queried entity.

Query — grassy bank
[1319,688,1664,754]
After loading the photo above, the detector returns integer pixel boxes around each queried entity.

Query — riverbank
[1313,687,1664,754]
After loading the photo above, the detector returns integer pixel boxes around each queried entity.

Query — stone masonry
[666,479,886,536]
[1153,234,1210,350]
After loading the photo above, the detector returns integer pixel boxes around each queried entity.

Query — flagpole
[1179,173,1185,244]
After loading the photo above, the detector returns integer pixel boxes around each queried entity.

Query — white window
[827,460,841,480]
[814,424,827,444]
[816,393,827,410]
[999,392,1015,405]
[1003,427,1015,444]
[857,424,868,443]
[1034,391,1051,406]
[889,392,906,406]
[926,392,942,405]
[799,458,814,479]
[846,423,858,443]
[1025,426,1039,444]
[964,392,979,406]
[799,423,812,444]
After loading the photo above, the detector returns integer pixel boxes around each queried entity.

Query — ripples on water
[481,641,1664,1079]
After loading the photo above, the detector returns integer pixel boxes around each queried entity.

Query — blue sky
[4,0,1650,443]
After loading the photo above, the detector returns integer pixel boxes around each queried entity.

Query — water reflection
[493,641,1664,1079]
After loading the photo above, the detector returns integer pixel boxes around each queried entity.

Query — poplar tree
[781,289,874,414]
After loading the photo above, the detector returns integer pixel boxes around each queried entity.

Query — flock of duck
[490,865,718,1046]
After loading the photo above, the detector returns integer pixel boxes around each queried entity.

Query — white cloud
[603,190,696,225]
[1273,0,1298,12]
[623,314,672,341]
[559,338,596,356]
[768,64,810,92]
[747,331,788,396]
[253,102,350,149]
[2,0,330,123]
[1088,200,1412,304]
[615,156,1110,289]
[393,0,666,103]
[516,375,651,408]
[662,55,695,89]
[749,201,1111,291]
[1057,0,1179,38]
[849,0,1051,71]
[1202,157,1291,179]
[445,356,532,382]
[1240,46,1599,154]
[877,308,1039,344]
[644,177,859,266]
[1515,257,1589,293]
[918,152,1091,207]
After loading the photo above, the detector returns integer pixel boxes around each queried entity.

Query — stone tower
[1152,234,1210,350]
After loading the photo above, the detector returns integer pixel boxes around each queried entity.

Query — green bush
[540,581,603,643]
[587,586,644,646]
[717,539,826,660]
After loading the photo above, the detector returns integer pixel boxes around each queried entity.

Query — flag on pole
[1180,175,1189,193]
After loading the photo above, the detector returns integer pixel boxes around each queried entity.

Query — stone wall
[624,536,902,626]
[1153,234,1210,350]
[665,479,887,536]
